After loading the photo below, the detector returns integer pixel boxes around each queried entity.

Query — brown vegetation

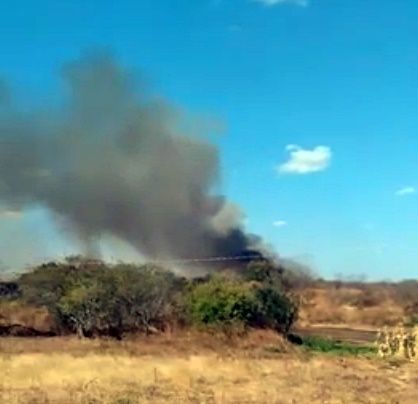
[297,280,418,329]
[0,258,298,339]
[1,332,417,403]
[1,260,418,337]
[0,301,55,334]
[1,260,418,403]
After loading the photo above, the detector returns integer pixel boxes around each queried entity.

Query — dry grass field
[297,282,418,328]
[1,274,417,403]
[1,332,417,404]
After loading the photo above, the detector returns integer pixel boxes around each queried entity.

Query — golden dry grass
[0,301,54,332]
[1,333,418,403]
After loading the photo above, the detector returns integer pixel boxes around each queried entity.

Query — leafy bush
[57,276,120,338]
[18,258,185,337]
[106,264,186,334]
[185,274,298,334]
[243,260,283,287]
[242,261,298,333]
[253,286,298,334]
[185,276,258,330]
[18,257,109,308]
[14,257,298,338]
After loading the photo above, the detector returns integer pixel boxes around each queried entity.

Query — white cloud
[395,186,416,196]
[254,0,309,7]
[277,144,332,175]
[273,220,287,227]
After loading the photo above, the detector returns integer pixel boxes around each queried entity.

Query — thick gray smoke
[0,52,261,262]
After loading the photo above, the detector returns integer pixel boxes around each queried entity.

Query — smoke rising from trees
[0,52,262,263]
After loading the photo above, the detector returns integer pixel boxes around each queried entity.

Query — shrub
[243,261,275,283]
[253,285,298,334]
[18,258,103,310]
[56,277,119,338]
[18,258,185,337]
[376,326,417,361]
[185,275,298,334]
[15,257,298,338]
[404,301,418,326]
[185,276,258,330]
[243,260,283,287]
[279,259,316,290]
[106,264,186,334]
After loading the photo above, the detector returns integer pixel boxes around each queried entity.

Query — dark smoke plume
[0,52,263,263]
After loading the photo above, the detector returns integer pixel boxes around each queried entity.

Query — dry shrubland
[297,280,418,328]
[2,260,418,336]
[0,258,298,339]
[1,259,418,403]
[376,326,417,361]
[0,301,54,333]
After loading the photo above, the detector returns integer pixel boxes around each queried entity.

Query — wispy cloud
[254,0,309,7]
[273,220,287,227]
[395,186,416,196]
[277,145,332,175]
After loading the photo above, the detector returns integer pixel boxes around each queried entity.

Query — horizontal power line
[0,254,272,278]
[147,254,269,265]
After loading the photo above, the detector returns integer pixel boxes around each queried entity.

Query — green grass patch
[302,335,376,357]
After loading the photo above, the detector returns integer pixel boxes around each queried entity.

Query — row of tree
[2,257,299,339]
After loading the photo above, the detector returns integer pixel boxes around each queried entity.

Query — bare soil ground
[1,332,417,404]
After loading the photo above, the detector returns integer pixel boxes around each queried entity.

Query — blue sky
[1,0,417,279]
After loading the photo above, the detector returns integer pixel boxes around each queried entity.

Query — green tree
[253,285,298,334]
[18,258,185,338]
[185,275,258,329]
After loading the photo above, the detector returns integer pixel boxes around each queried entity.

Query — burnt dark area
[0,282,20,299]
